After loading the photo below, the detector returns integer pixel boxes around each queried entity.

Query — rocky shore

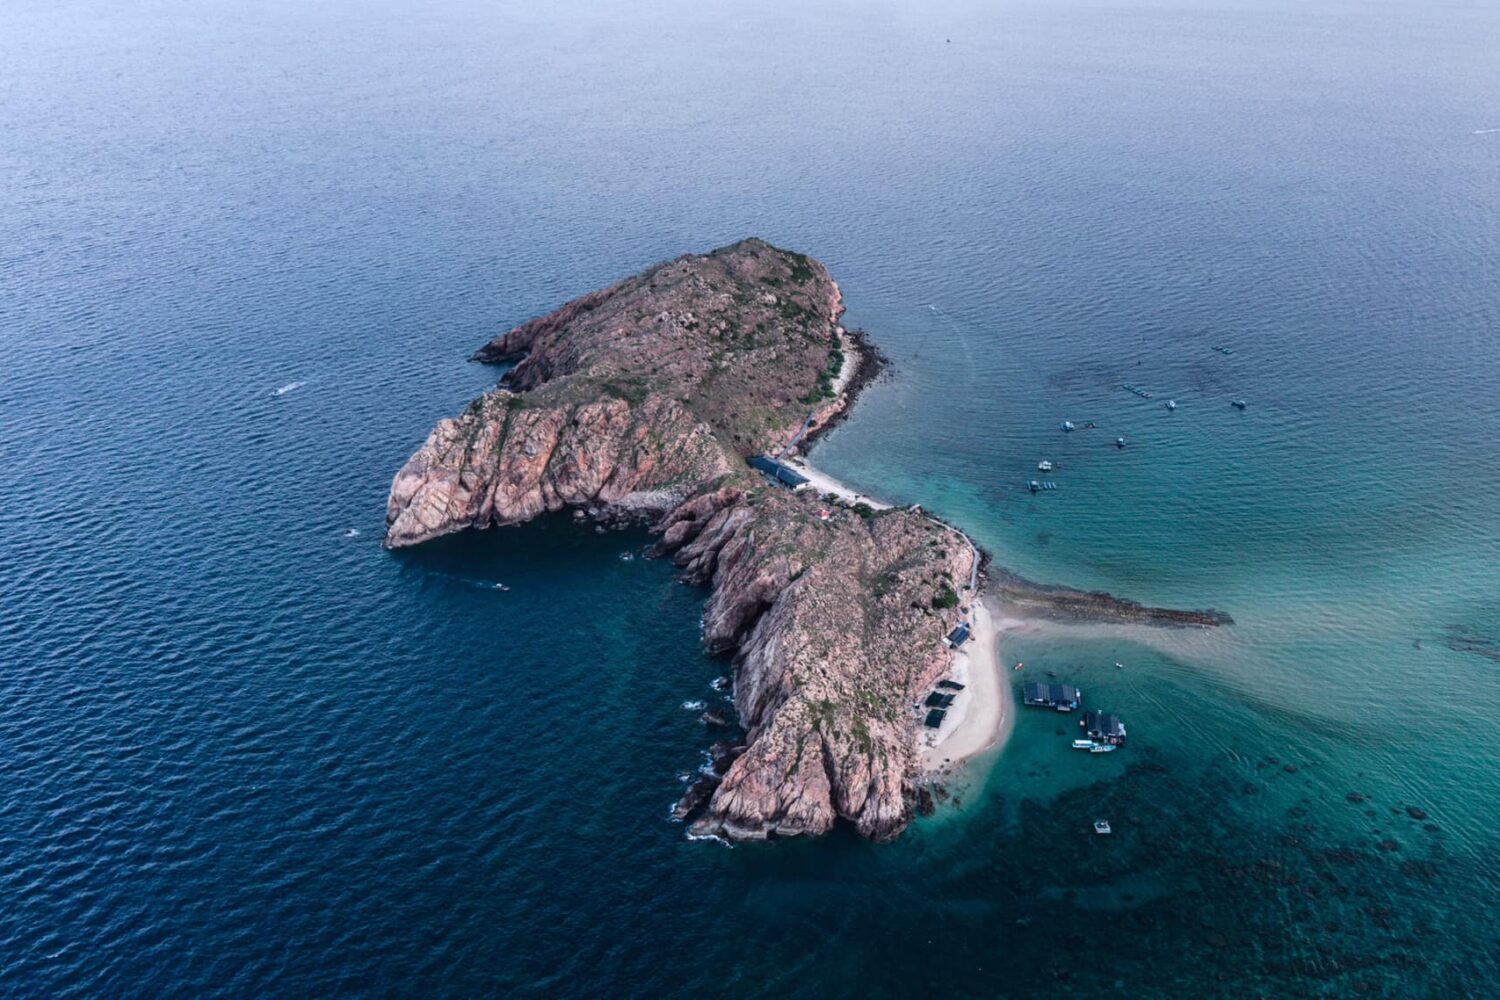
[988,569,1233,627]
[387,239,975,841]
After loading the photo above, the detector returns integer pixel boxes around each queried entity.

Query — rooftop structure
[1022,681,1082,712]
[944,623,971,648]
[747,455,810,490]
[1081,709,1127,745]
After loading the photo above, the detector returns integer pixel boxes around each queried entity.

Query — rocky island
[386,238,1226,842]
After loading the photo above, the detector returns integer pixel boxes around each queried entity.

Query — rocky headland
[386,237,1228,842]
[387,239,975,840]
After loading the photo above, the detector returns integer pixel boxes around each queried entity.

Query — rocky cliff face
[659,488,973,840]
[387,238,850,548]
[387,239,969,841]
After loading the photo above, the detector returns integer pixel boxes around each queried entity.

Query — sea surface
[3,0,1498,995]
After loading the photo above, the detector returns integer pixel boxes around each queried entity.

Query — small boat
[1231,399,1247,410]
[1114,661,1124,669]
[1090,744,1116,754]
[1045,670,1057,677]
[1028,480,1041,493]
[1060,420,1075,432]
[1014,661,1025,671]
[1115,437,1126,449]
[1037,460,1053,472]
[493,583,511,592]
[1213,346,1234,356]
[1094,819,1112,834]
[1165,400,1177,411]
[1072,739,1096,750]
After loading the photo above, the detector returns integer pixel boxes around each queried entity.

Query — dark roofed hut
[1022,682,1082,712]
[944,623,971,648]
[747,455,810,490]
[924,708,947,729]
[1082,709,1127,745]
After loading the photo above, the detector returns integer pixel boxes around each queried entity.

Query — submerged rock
[672,775,720,821]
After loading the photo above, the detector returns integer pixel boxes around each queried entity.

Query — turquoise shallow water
[3,0,1499,995]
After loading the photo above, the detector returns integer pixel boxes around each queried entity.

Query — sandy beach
[920,597,1015,772]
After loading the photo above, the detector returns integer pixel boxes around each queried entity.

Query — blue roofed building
[747,455,810,490]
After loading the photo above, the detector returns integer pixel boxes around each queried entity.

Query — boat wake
[1474,128,1500,135]
[271,381,304,396]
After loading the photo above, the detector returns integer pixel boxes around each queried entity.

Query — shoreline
[792,318,1017,779]
[919,597,1015,774]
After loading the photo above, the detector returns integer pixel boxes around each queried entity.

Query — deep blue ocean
[3,0,1498,995]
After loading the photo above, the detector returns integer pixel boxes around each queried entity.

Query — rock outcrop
[658,486,973,840]
[388,238,970,841]
[387,238,851,548]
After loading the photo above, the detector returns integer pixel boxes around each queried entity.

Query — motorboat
[1231,399,1247,410]
[1072,739,1096,750]
[1037,460,1053,472]
[1165,400,1177,411]
[1090,744,1117,754]
[1115,437,1126,449]
[1060,420,1075,432]
[1094,819,1112,834]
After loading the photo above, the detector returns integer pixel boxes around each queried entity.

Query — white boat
[1037,460,1053,472]
[1071,739,1096,750]
[1232,399,1247,410]
[1060,420,1075,432]
[1165,399,1177,411]
[1094,819,1112,834]
[1090,743,1116,754]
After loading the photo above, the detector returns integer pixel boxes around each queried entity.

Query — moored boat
[1072,739,1096,750]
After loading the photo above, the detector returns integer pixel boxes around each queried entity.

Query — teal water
[3,0,1498,995]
